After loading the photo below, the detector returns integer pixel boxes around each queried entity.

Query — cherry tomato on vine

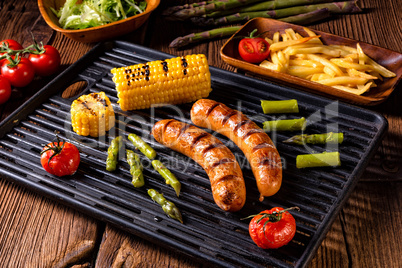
[0,39,23,66]
[1,57,35,88]
[40,136,80,177]
[28,45,61,77]
[247,207,298,249]
[238,29,270,64]
[0,76,11,105]
[0,39,23,55]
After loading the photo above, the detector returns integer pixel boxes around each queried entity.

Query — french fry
[356,44,396,77]
[323,66,337,77]
[346,68,378,80]
[260,60,280,71]
[287,46,342,57]
[285,28,297,40]
[333,82,372,95]
[330,58,374,71]
[258,28,395,96]
[264,37,273,45]
[302,27,323,44]
[307,54,344,76]
[269,36,320,52]
[273,32,280,43]
[277,51,289,69]
[289,59,323,67]
[316,76,368,86]
[303,27,317,37]
[287,66,324,78]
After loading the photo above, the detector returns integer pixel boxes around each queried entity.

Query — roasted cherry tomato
[247,207,298,249]
[238,29,270,64]
[0,76,11,105]
[28,45,61,77]
[40,136,80,177]
[1,57,35,88]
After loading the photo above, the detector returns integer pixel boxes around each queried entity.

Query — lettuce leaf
[51,0,147,29]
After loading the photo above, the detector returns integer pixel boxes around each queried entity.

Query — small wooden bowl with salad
[38,0,160,43]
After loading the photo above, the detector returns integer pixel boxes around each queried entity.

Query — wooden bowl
[38,0,160,43]
[220,18,402,106]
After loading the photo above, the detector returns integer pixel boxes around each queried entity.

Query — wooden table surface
[0,0,400,267]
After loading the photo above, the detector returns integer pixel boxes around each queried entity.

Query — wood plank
[0,0,400,267]
[0,180,99,267]
[311,180,402,267]
[95,225,202,267]
[0,2,101,267]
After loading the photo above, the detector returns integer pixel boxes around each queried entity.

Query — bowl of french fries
[220,18,402,105]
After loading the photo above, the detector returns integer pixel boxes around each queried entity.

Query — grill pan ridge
[0,41,387,268]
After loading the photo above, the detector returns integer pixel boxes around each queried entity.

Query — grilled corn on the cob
[70,92,115,137]
[111,54,212,111]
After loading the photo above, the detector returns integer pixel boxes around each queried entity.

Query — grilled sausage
[190,99,282,201]
[152,119,246,212]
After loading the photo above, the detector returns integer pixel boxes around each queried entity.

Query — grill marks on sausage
[210,158,235,170]
[217,175,238,205]
[190,132,209,149]
[240,128,263,141]
[221,110,238,126]
[205,102,220,117]
[233,119,252,134]
[187,131,231,170]
[163,119,176,134]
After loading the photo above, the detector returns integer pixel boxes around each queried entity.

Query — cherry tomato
[0,39,23,67]
[28,45,61,77]
[1,57,35,88]
[0,39,23,55]
[0,76,11,105]
[41,136,80,177]
[238,29,270,64]
[248,207,298,249]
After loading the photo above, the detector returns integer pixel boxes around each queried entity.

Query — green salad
[51,0,147,30]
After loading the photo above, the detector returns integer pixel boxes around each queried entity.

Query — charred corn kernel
[111,54,212,111]
[71,92,115,137]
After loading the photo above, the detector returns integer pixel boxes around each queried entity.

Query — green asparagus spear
[170,9,330,48]
[162,1,210,16]
[148,189,183,223]
[128,133,156,160]
[296,151,341,168]
[126,149,144,188]
[166,0,264,21]
[151,160,181,197]
[284,132,344,145]
[205,0,334,18]
[261,99,299,114]
[280,8,331,25]
[263,117,306,132]
[191,1,361,26]
[169,26,241,48]
[106,136,123,171]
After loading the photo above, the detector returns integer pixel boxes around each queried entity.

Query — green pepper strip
[296,151,341,168]
[263,117,306,132]
[261,99,299,114]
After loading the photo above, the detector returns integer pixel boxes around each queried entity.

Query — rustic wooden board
[0,0,400,267]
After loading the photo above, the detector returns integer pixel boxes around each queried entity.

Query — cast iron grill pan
[0,41,387,268]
